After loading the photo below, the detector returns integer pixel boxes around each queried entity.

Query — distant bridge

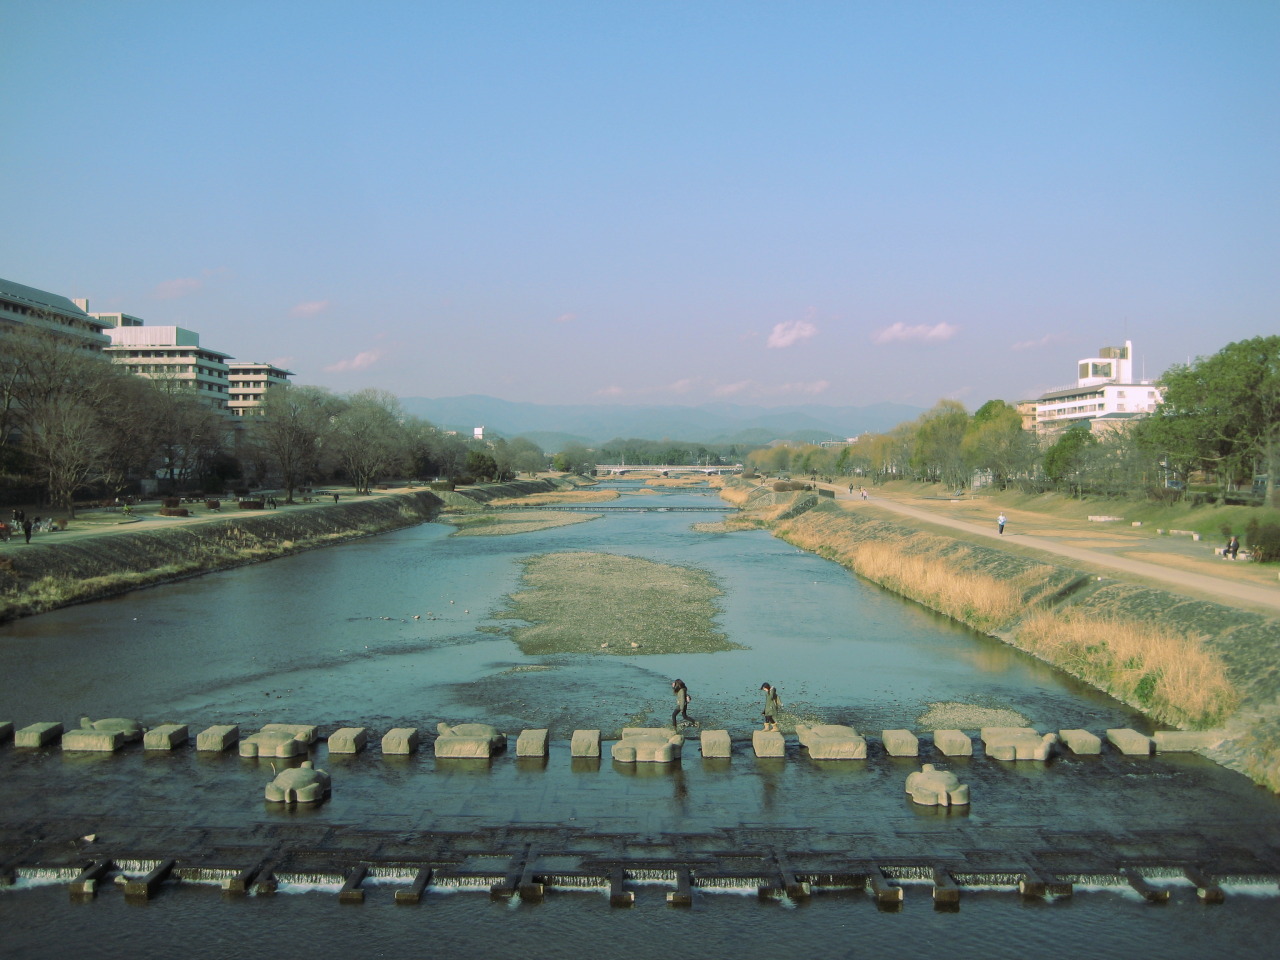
[594,464,742,476]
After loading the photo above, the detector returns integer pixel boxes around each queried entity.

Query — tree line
[745,336,1280,510]
[0,326,550,513]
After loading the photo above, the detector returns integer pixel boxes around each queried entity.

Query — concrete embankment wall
[722,480,1280,791]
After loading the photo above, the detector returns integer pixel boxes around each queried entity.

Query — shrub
[237,500,265,510]
[1245,518,1280,562]
[429,481,455,491]
[158,507,189,517]
[161,497,181,509]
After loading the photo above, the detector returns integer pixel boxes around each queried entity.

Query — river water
[1,481,1277,958]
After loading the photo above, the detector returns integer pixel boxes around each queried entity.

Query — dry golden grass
[1014,610,1239,728]
[777,512,1046,630]
[488,490,619,506]
[646,476,706,487]
[446,511,600,536]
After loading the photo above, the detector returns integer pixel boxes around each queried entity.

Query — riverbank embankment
[718,478,1280,791]
[0,478,576,623]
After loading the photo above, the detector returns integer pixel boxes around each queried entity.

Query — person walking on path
[22,518,32,544]
[760,682,782,731]
[671,679,697,729]
[997,512,1007,535]
[859,486,868,500]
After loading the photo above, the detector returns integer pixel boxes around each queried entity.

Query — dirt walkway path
[812,483,1280,615]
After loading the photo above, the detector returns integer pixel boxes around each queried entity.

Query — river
[1,480,1277,958]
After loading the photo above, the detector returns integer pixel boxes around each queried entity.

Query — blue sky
[3,1,1276,410]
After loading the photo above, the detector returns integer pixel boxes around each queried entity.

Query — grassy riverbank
[717,477,1280,791]
[494,551,737,656]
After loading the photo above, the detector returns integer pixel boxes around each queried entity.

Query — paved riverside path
[805,483,1280,615]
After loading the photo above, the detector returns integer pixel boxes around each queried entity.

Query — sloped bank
[0,478,582,623]
[719,479,1280,792]
[0,491,455,622]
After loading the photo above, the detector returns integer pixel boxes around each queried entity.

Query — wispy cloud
[767,318,818,349]
[152,276,204,300]
[596,385,625,397]
[667,378,696,394]
[1011,333,1060,351]
[712,380,752,397]
[291,300,330,318]
[151,267,225,301]
[778,379,830,396]
[324,350,382,373]
[872,321,958,344]
[553,312,578,324]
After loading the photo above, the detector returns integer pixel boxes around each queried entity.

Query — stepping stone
[700,729,731,758]
[1059,729,1101,755]
[981,727,1057,760]
[517,728,549,757]
[796,724,866,759]
[15,722,63,747]
[933,729,973,757]
[1106,728,1153,756]
[1153,730,1222,752]
[144,724,189,750]
[328,727,368,754]
[63,728,122,752]
[882,729,919,757]
[611,728,682,762]
[196,724,239,752]
[752,729,786,758]
[571,729,601,758]
[381,727,418,755]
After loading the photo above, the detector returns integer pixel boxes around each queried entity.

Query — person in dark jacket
[760,682,783,731]
[671,679,696,729]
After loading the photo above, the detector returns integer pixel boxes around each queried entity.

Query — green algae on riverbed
[444,510,601,536]
[496,551,738,655]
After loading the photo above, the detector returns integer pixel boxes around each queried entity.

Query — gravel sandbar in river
[496,551,737,655]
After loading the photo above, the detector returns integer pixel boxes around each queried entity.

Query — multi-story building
[228,361,294,416]
[0,277,111,349]
[104,324,233,413]
[1026,340,1162,436]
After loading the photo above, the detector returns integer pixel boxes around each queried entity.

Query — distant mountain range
[399,395,924,451]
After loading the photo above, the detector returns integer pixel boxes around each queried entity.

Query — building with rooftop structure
[104,324,233,413]
[0,277,111,349]
[1026,339,1162,437]
[228,361,294,416]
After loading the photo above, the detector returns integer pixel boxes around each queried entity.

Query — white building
[227,362,294,416]
[104,325,233,413]
[1029,339,1162,436]
[0,277,111,349]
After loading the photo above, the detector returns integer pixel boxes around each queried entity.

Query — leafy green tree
[962,399,1035,489]
[1143,336,1280,505]
[909,400,970,486]
[465,449,499,481]
[552,443,595,475]
[1043,423,1098,496]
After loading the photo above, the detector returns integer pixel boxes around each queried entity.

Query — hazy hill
[399,395,923,450]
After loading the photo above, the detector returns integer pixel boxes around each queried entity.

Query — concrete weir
[3,718,1272,915]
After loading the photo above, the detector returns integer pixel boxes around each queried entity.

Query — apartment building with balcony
[1026,339,1162,436]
